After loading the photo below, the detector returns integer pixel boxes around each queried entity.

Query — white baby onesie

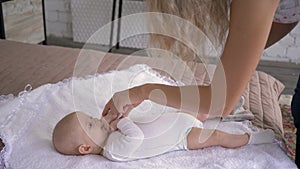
[102,97,274,162]
[103,113,202,161]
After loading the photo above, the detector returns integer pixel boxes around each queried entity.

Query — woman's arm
[142,84,211,118]
[103,0,280,120]
[102,84,211,121]
[143,0,281,117]
[217,0,279,116]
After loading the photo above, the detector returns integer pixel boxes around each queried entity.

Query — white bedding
[0,64,297,169]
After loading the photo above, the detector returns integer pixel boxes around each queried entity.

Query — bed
[0,40,297,168]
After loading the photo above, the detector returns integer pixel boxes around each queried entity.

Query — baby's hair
[145,0,230,63]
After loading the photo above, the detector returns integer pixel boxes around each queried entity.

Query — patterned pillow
[191,63,285,139]
[242,71,285,139]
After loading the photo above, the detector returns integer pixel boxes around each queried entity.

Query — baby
[52,111,275,161]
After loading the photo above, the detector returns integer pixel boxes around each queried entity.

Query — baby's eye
[88,123,93,128]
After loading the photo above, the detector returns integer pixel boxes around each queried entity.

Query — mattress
[0,40,294,168]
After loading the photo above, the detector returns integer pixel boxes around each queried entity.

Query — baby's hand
[103,111,124,131]
[110,116,124,131]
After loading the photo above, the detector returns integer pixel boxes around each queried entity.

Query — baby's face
[76,112,111,148]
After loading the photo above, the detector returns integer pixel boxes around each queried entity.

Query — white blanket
[0,64,297,169]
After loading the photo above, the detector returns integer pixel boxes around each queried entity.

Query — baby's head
[52,111,111,155]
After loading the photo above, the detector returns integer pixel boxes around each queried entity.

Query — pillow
[188,63,285,139]
[242,71,285,139]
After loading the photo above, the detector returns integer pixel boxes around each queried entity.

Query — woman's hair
[145,0,230,62]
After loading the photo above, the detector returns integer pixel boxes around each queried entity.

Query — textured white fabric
[248,129,275,145]
[0,64,297,169]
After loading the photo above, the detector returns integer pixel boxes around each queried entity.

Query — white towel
[0,64,296,169]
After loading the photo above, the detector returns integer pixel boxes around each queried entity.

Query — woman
[102,0,300,166]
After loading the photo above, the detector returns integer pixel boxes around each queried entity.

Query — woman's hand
[102,110,124,131]
[102,85,146,124]
[109,116,124,131]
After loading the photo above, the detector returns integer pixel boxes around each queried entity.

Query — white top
[274,0,300,23]
[229,0,300,23]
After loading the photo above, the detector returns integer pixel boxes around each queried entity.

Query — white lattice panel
[119,0,148,49]
[71,0,115,45]
[71,0,147,48]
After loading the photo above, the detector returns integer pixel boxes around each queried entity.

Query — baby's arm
[103,117,144,161]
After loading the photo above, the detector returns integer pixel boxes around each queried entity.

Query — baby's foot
[247,129,275,145]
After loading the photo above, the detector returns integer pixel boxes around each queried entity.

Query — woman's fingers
[103,110,114,123]
[110,117,123,131]
[103,110,121,124]
[109,99,122,115]
[123,104,135,116]
[102,99,112,116]
[102,86,145,120]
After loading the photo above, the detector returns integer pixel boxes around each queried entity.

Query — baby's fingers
[110,117,123,131]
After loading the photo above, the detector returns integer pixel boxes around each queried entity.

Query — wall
[263,24,300,63]
[44,0,300,63]
[2,0,45,44]
[44,0,72,38]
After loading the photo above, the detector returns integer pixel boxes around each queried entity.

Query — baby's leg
[187,128,275,150]
[187,128,249,150]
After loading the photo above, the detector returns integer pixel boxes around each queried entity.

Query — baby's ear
[78,144,93,154]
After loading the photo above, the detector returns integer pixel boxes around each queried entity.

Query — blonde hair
[145,0,230,62]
